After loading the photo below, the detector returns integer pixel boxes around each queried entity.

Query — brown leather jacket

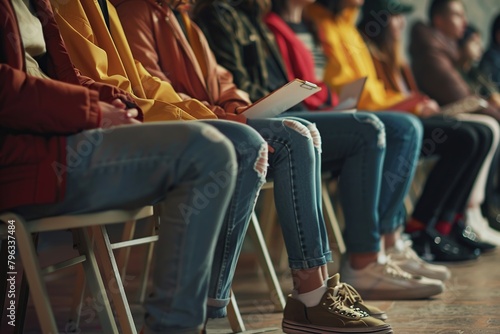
[113,0,250,122]
[409,22,470,105]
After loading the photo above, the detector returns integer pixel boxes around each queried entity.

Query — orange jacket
[113,0,250,122]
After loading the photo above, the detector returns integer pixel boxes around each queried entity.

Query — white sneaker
[386,239,451,281]
[466,207,500,246]
[340,258,444,300]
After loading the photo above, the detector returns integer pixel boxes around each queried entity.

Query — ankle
[294,283,327,307]
[292,267,324,294]
[349,252,379,270]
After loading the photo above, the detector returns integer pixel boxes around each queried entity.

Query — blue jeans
[13,121,242,333]
[284,111,423,253]
[207,117,332,318]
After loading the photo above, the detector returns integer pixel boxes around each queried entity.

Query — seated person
[192,0,447,309]
[458,25,500,111]
[1,0,241,332]
[49,0,393,332]
[358,2,500,248]
[264,0,458,277]
[480,13,500,91]
[306,0,495,261]
[409,0,500,120]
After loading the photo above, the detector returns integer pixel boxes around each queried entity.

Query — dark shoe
[282,277,393,333]
[451,220,496,253]
[410,229,479,262]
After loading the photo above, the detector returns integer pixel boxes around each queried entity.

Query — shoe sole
[353,284,444,300]
[395,265,451,281]
[371,312,388,321]
[282,320,393,334]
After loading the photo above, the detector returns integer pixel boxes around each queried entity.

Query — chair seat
[0,206,153,235]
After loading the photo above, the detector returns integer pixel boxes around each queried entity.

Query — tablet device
[332,77,367,112]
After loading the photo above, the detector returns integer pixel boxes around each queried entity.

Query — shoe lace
[402,240,424,261]
[337,283,370,317]
[383,260,413,280]
[325,286,367,318]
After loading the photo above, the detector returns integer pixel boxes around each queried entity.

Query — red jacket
[0,0,136,211]
[264,12,337,110]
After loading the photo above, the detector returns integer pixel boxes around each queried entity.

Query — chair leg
[15,232,38,334]
[14,271,30,334]
[227,290,246,333]
[67,265,86,331]
[116,221,136,280]
[321,182,346,255]
[137,218,156,304]
[11,215,59,333]
[260,190,285,263]
[90,225,136,334]
[76,228,119,333]
[248,212,286,311]
[261,189,277,243]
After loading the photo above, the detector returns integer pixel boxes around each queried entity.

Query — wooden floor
[2,228,500,334]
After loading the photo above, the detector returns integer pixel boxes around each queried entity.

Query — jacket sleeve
[116,0,169,82]
[409,24,470,106]
[0,64,101,134]
[76,70,143,121]
[195,4,269,102]
[415,49,470,105]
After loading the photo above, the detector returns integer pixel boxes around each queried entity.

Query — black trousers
[412,115,493,226]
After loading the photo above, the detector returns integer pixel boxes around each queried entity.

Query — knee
[195,124,238,166]
[453,125,481,152]
[282,117,322,153]
[352,113,386,149]
[473,123,494,154]
[223,123,268,179]
[282,118,315,149]
[399,113,424,143]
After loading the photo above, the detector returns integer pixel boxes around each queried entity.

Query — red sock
[405,218,426,233]
[435,220,453,235]
[454,213,465,224]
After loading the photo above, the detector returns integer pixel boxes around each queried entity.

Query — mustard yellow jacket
[49,0,217,121]
[306,4,404,111]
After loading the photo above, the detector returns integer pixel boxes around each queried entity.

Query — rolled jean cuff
[207,297,230,318]
[288,253,330,270]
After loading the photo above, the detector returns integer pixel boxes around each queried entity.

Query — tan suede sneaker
[282,278,393,333]
[330,274,388,321]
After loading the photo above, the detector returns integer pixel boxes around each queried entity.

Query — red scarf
[264,12,338,110]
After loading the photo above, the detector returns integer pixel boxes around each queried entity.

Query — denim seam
[269,136,310,264]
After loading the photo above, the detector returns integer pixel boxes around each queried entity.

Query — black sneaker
[450,220,496,252]
[410,229,479,262]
